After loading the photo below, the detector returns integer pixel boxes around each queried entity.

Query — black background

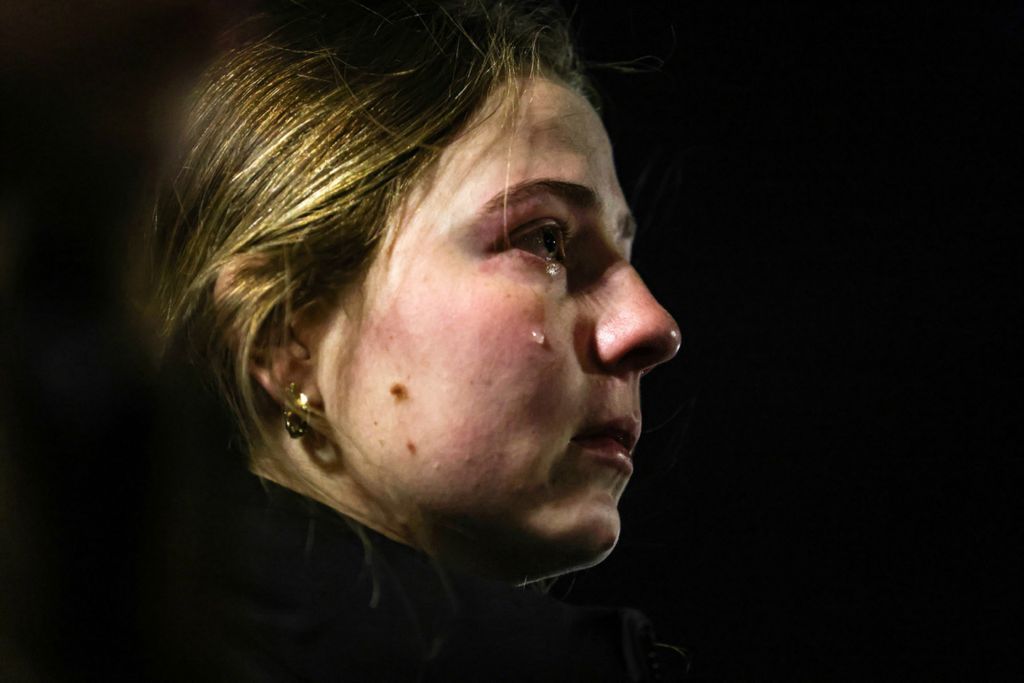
[1,1,1019,679]
[561,2,1020,679]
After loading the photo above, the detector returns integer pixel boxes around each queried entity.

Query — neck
[251,440,423,552]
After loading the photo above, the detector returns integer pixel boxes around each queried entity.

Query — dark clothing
[180,474,686,681]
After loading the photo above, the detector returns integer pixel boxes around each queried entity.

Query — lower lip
[571,437,634,475]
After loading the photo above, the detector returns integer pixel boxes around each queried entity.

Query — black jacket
[174,474,686,681]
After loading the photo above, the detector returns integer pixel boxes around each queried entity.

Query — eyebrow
[481,178,637,240]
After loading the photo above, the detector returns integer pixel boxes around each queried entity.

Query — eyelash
[506,218,571,265]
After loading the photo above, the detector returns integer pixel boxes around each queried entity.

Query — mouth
[570,418,641,476]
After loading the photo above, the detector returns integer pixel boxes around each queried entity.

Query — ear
[250,304,328,410]
[213,253,330,411]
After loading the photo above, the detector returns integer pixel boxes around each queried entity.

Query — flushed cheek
[358,278,574,503]
[393,274,561,404]
[442,283,568,431]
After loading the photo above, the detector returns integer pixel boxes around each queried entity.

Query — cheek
[394,274,563,418]
[347,268,574,496]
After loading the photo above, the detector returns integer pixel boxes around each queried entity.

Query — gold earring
[283,382,310,439]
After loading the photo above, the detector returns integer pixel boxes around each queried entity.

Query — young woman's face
[311,78,680,581]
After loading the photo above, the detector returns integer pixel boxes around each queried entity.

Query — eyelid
[507,217,569,242]
[488,215,569,250]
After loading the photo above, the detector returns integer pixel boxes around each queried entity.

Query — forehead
[400,77,625,233]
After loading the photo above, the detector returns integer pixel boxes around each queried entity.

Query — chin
[515,511,622,582]
[563,516,621,568]
[432,501,623,583]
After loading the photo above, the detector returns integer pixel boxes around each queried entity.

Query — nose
[592,264,681,376]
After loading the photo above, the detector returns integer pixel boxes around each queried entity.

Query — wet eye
[509,220,568,263]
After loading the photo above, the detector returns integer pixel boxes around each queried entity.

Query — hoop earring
[283,382,310,439]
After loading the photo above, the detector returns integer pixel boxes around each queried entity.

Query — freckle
[406,441,417,454]
[390,383,409,401]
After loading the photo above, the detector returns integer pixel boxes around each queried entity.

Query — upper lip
[571,417,641,455]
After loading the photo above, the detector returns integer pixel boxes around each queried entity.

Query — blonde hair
[151,1,593,460]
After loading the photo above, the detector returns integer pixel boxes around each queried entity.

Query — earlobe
[250,321,323,410]
[282,383,311,438]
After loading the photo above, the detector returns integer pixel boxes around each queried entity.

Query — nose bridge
[592,262,680,374]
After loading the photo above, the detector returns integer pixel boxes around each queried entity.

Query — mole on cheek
[390,383,409,402]
[406,440,417,454]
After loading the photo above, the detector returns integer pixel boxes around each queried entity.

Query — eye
[508,219,568,263]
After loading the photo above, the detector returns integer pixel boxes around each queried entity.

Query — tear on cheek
[506,289,551,352]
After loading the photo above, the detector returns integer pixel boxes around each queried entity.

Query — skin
[257,78,680,583]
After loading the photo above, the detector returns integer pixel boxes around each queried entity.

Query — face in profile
[284,77,680,582]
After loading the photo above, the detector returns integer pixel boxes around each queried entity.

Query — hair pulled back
[151,0,592,455]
